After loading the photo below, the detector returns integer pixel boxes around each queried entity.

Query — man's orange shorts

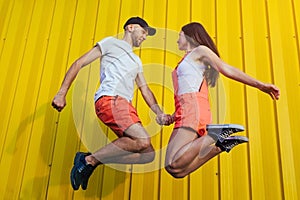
[174,92,212,136]
[95,96,141,137]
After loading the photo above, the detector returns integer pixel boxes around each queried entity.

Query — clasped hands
[156,113,174,126]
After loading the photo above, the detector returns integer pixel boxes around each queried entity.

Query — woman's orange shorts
[174,92,212,136]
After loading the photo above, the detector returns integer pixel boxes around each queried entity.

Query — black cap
[123,17,156,36]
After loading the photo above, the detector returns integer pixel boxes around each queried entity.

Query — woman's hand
[156,113,174,126]
[259,83,280,100]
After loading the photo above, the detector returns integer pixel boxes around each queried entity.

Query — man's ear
[126,24,134,32]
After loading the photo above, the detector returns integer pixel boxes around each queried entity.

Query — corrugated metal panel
[0,0,299,199]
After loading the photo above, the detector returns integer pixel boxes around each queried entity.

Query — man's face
[131,25,148,47]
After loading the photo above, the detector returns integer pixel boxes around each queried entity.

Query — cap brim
[146,27,156,36]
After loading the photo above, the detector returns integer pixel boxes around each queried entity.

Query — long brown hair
[182,22,219,87]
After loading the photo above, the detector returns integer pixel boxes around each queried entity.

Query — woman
[159,22,280,178]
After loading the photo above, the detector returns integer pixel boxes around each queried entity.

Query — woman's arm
[195,45,280,100]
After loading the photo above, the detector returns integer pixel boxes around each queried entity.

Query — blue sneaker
[70,152,95,190]
[81,161,95,190]
[206,124,245,140]
[215,135,249,153]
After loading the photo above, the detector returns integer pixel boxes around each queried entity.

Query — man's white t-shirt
[94,37,143,102]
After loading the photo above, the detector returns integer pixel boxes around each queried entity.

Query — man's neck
[122,33,133,47]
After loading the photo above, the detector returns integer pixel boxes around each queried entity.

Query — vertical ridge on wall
[216,1,251,200]
[0,0,15,62]
[43,0,80,198]
[267,0,300,199]
[291,0,300,71]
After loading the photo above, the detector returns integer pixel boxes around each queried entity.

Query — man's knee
[125,123,152,151]
[135,142,155,163]
[135,138,152,151]
[141,150,155,163]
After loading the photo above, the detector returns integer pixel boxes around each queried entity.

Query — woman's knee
[165,165,187,178]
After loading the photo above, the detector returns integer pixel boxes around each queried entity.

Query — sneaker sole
[70,152,86,190]
[70,165,80,190]
[206,124,245,132]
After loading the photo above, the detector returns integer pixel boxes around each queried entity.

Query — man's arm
[135,72,164,115]
[135,72,172,125]
[52,46,102,112]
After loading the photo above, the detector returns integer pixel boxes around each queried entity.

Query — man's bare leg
[86,123,155,166]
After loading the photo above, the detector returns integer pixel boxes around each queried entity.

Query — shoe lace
[221,129,234,138]
[77,164,86,173]
[224,141,239,150]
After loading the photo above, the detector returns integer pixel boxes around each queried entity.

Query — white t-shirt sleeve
[96,37,112,56]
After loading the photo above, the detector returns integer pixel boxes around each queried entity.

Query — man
[52,17,171,190]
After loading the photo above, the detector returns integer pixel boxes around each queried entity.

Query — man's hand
[52,94,66,112]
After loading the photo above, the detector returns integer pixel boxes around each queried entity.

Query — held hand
[51,94,66,112]
[260,83,280,100]
[156,113,174,126]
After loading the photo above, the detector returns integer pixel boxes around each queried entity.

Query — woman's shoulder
[194,45,219,60]
[190,45,210,59]
[194,45,213,54]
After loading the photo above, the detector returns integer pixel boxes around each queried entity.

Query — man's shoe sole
[70,165,80,190]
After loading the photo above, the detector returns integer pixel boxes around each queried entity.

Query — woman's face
[177,31,188,51]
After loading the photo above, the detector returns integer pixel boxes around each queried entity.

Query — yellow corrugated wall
[0,0,299,199]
